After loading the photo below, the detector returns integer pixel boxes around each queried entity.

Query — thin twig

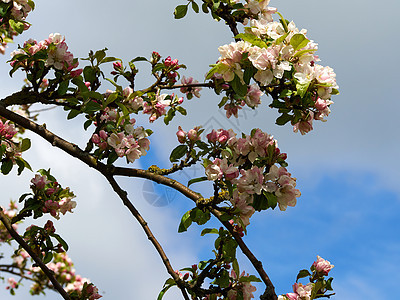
[103,174,190,300]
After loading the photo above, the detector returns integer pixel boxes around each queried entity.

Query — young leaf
[57,80,69,96]
[174,5,188,19]
[290,34,310,51]
[275,113,292,126]
[169,145,188,163]
[1,159,13,175]
[187,176,208,187]
[191,1,199,13]
[178,210,193,233]
[43,252,53,264]
[20,138,31,152]
[67,109,80,120]
[231,75,248,97]
[296,269,311,282]
[201,228,219,236]
[52,233,69,251]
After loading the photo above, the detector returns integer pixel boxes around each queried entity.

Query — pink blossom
[292,283,313,300]
[245,84,263,108]
[180,76,202,98]
[235,166,265,195]
[6,278,18,290]
[176,126,186,143]
[0,120,17,139]
[31,174,50,189]
[293,111,314,135]
[312,256,334,275]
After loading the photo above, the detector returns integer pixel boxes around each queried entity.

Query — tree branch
[0,103,189,298]
[0,102,278,299]
[103,174,190,300]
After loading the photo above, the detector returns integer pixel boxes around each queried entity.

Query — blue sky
[1,0,400,299]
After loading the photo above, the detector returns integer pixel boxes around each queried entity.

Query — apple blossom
[312,256,334,275]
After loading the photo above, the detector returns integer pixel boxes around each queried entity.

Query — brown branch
[103,174,190,300]
[0,103,188,298]
[0,209,71,300]
[112,167,278,299]
[0,102,278,299]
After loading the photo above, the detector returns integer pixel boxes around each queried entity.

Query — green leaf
[293,49,317,58]
[0,3,11,17]
[15,158,25,175]
[296,81,310,98]
[201,228,219,236]
[43,252,53,264]
[83,100,102,114]
[191,1,199,13]
[131,56,147,63]
[100,56,120,64]
[235,33,268,49]
[104,92,118,106]
[296,269,311,282]
[169,145,188,163]
[174,5,188,19]
[176,106,187,116]
[264,191,277,209]
[233,258,240,278]
[1,159,13,175]
[275,32,289,45]
[57,80,69,96]
[94,49,107,64]
[20,138,31,152]
[206,63,227,80]
[275,113,292,126]
[190,208,211,225]
[231,75,248,98]
[157,279,176,300]
[239,275,262,283]
[251,193,268,211]
[214,269,230,288]
[17,157,32,172]
[72,77,89,92]
[9,19,25,34]
[83,120,92,130]
[83,66,97,84]
[202,2,209,13]
[290,33,310,51]
[277,12,289,33]
[188,176,208,187]
[243,66,256,85]
[105,78,122,92]
[52,233,69,251]
[67,109,80,120]
[107,151,119,165]
[178,210,193,233]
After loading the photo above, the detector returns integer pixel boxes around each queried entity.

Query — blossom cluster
[10,250,101,299]
[204,128,299,218]
[29,172,77,219]
[91,102,151,164]
[208,0,338,134]
[0,0,34,54]
[0,201,18,243]
[226,269,257,300]
[176,126,299,228]
[279,256,334,300]
[9,33,82,83]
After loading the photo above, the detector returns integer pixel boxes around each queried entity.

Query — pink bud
[176,126,186,143]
